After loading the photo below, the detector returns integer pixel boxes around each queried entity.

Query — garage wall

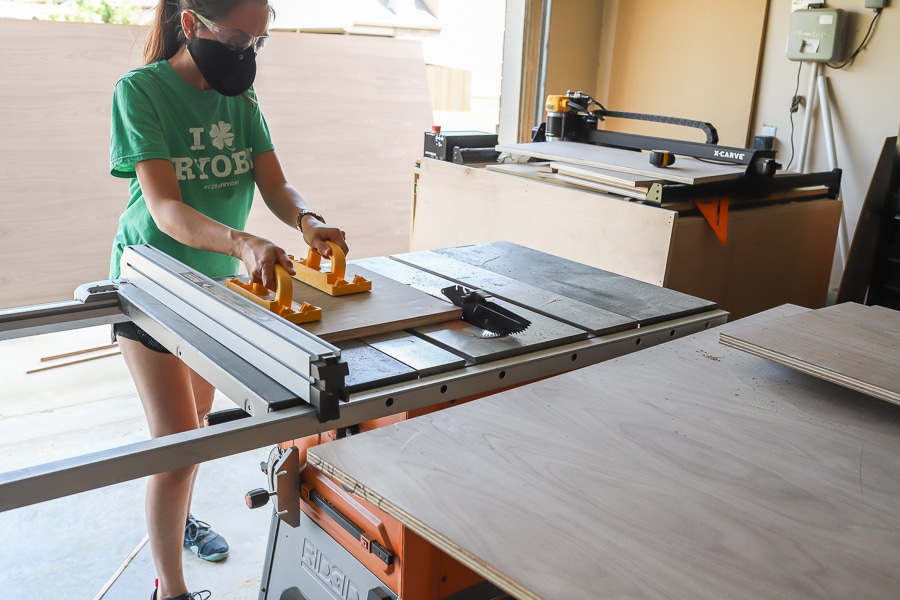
[751,1,900,283]
[0,20,432,309]
[594,0,769,147]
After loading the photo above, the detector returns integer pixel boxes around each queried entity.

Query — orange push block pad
[290,241,372,296]
[226,264,322,324]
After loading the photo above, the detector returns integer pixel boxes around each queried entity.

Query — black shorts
[112,321,171,354]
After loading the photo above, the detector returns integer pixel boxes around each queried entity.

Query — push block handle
[273,263,294,310]
[303,241,346,281]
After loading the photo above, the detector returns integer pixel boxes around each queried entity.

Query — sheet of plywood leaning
[1,19,431,308]
[308,305,900,599]
[719,302,900,406]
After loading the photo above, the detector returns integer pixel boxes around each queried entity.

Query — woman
[108,1,348,598]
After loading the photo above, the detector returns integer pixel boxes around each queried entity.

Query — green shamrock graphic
[210,121,235,150]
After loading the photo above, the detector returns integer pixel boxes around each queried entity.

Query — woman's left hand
[302,218,349,258]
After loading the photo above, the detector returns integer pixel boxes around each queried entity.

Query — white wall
[751,1,900,284]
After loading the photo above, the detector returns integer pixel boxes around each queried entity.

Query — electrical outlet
[791,0,811,12]
[865,0,886,9]
[761,125,777,137]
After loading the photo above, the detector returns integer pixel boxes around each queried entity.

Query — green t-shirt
[108,60,275,279]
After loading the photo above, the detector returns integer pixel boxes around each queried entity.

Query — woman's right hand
[237,233,295,291]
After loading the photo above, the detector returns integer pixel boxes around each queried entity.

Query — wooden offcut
[549,161,661,188]
[486,163,649,201]
[719,302,900,406]
[291,266,460,343]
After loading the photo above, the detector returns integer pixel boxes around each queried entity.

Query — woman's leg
[118,336,200,600]
[186,370,216,516]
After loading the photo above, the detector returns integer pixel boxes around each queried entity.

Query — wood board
[309,304,900,599]
[0,19,431,309]
[486,163,649,201]
[496,141,745,185]
[719,302,900,406]
[290,266,461,342]
[665,198,843,320]
[549,161,660,188]
[552,173,649,200]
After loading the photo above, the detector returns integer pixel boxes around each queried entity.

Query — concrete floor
[0,325,278,599]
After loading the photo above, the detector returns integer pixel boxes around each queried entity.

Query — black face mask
[187,37,257,97]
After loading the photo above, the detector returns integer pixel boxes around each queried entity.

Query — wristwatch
[296,209,325,233]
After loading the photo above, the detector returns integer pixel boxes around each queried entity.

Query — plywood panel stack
[0,20,432,309]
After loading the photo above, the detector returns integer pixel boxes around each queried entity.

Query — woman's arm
[252,149,350,258]
[134,158,294,289]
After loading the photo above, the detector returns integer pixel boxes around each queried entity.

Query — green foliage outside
[48,0,145,24]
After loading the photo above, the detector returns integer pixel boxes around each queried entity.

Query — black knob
[367,587,394,600]
[245,488,271,509]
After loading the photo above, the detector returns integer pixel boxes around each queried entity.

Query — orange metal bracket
[694,197,729,246]
[290,241,372,296]
[226,264,323,324]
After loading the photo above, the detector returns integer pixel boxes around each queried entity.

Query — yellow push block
[290,240,372,296]
[226,264,323,324]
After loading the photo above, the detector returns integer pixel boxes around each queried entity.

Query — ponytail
[143,0,184,65]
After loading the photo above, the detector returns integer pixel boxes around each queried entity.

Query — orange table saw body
[280,383,534,599]
[283,399,485,599]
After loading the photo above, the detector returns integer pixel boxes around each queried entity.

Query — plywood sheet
[550,161,660,188]
[665,198,843,320]
[0,20,431,309]
[719,302,900,405]
[553,173,648,200]
[291,266,460,342]
[486,163,647,200]
[309,305,900,599]
[496,141,745,185]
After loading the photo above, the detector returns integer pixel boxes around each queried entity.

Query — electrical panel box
[786,8,848,62]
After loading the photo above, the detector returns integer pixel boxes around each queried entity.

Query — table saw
[0,241,726,599]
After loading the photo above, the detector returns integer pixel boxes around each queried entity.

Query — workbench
[410,158,843,320]
[308,303,900,600]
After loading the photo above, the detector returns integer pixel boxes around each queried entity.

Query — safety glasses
[189,10,269,53]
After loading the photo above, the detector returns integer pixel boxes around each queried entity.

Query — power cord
[785,61,804,171]
[827,8,882,69]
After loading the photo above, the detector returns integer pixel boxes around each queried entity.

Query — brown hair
[143,0,274,65]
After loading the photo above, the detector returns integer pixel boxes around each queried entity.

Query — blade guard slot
[226,264,323,324]
[290,240,372,296]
